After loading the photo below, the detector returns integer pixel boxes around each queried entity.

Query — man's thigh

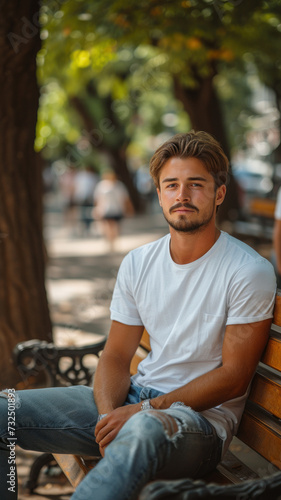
[0,385,100,456]
[152,406,223,480]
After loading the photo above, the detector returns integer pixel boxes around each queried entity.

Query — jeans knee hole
[148,411,179,438]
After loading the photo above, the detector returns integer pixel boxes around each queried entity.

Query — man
[0,131,276,500]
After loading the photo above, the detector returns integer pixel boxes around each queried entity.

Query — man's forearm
[150,364,241,413]
[93,351,131,414]
[151,319,270,413]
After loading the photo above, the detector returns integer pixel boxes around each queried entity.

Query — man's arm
[274,219,281,275]
[150,319,271,411]
[94,320,144,455]
[95,318,271,454]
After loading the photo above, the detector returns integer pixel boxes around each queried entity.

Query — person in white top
[0,132,276,500]
[94,171,133,248]
[92,131,275,497]
[74,166,99,233]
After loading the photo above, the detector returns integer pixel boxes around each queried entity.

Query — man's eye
[191,183,202,188]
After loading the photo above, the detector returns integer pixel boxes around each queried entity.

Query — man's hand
[95,403,141,456]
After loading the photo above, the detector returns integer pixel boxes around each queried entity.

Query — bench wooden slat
[53,454,89,488]
[273,294,281,326]
[130,329,150,375]
[249,198,276,218]
[130,351,146,375]
[248,370,281,419]
[237,405,281,469]
[261,334,281,372]
[140,329,151,351]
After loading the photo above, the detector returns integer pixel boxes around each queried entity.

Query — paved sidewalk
[44,206,168,340]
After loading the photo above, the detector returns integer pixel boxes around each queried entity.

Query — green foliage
[36,4,188,166]
[37,0,281,164]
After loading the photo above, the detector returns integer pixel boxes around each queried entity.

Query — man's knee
[125,410,179,440]
[147,410,179,437]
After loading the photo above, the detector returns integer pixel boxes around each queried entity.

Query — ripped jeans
[0,383,222,500]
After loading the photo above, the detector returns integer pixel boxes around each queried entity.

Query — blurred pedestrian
[135,166,154,212]
[59,165,77,230]
[74,166,99,235]
[273,186,281,286]
[94,171,133,250]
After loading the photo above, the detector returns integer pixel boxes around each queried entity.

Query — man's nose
[176,185,191,201]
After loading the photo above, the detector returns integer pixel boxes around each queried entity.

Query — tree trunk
[70,94,143,212]
[0,0,52,388]
[173,74,240,222]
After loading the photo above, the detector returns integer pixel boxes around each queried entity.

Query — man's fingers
[99,444,107,457]
[95,423,109,443]
[95,420,120,445]
[95,417,108,437]
[98,429,118,448]
[95,404,141,449]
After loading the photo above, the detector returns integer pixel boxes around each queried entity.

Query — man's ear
[157,188,162,208]
[216,184,226,207]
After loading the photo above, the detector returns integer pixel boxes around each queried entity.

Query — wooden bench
[13,336,107,388]
[249,197,276,219]
[52,290,281,495]
[233,197,276,242]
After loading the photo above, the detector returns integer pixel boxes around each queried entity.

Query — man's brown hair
[149,131,229,189]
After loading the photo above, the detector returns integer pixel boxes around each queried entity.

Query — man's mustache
[169,203,199,214]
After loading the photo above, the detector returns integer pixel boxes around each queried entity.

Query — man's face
[157,157,226,233]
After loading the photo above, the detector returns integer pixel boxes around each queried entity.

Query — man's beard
[162,201,216,234]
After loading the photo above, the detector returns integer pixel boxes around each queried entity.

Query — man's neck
[169,226,221,265]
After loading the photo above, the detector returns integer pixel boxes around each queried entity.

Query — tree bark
[173,73,240,222]
[0,0,52,388]
[70,94,143,212]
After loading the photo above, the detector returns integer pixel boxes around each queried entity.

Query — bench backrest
[130,329,150,375]
[249,198,276,219]
[237,291,281,469]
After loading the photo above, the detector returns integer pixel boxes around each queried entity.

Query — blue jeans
[0,384,222,500]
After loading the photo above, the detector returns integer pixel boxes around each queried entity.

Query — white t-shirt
[110,232,276,454]
[275,187,281,219]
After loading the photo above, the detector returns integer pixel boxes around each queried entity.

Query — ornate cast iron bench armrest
[13,336,106,387]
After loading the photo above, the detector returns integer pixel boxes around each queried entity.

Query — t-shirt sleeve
[275,188,281,220]
[110,254,143,326]
[226,258,276,325]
